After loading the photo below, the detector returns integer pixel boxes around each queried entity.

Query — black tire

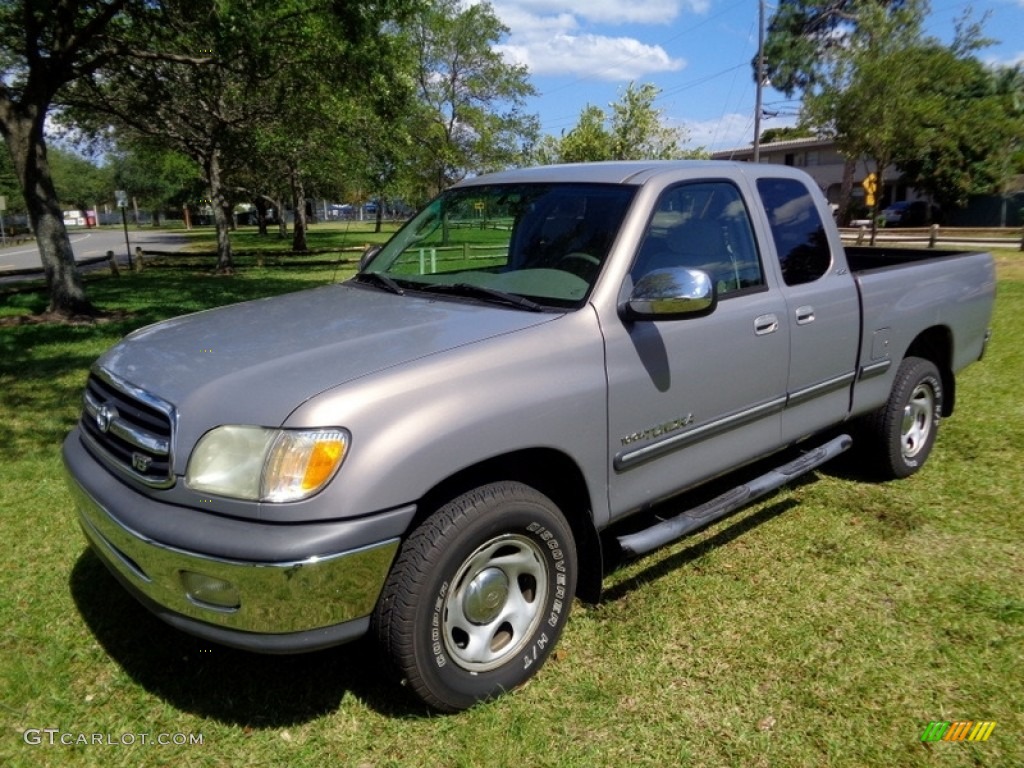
[863,356,943,479]
[372,481,577,712]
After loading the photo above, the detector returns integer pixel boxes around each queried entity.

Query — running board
[616,434,852,559]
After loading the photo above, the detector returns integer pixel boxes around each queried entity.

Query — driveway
[0,228,192,275]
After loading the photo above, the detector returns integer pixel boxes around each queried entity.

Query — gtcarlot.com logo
[23,729,203,747]
[921,721,997,743]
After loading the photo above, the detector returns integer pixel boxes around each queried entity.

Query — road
[0,228,191,275]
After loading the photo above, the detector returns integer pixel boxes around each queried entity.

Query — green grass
[1,248,1022,767]
[176,221,405,256]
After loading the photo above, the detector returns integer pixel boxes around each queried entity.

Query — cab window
[631,181,765,297]
[755,177,832,286]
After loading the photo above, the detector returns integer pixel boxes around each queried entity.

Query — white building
[711,137,903,211]
[712,137,1024,226]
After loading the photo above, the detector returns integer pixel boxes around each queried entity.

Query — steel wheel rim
[443,533,548,672]
[901,381,935,459]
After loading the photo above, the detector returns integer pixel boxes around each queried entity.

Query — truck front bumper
[63,431,413,653]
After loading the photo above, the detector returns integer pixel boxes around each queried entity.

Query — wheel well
[905,326,955,415]
[415,449,603,604]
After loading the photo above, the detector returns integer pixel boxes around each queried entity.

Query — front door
[604,180,790,519]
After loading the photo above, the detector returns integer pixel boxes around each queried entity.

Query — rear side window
[755,178,831,286]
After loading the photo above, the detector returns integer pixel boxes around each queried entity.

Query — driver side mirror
[624,267,716,320]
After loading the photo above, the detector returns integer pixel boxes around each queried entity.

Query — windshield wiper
[353,271,404,295]
[419,283,544,312]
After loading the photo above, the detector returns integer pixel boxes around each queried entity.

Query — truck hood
[96,282,558,451]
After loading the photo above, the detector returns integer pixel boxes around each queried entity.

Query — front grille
[80,370,175,487]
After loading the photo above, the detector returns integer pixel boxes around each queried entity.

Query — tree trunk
[290,168,308,252]
[837,156,856,226]
[254,197,269,235]
[276,197,288,238]
[375,197,384,233]
[204,150,233,272]
[0,102,95,316]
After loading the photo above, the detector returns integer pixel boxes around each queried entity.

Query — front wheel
[372,481,577,712]
[863,356,944,479]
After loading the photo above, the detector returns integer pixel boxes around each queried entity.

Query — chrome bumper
[65,455,402,650]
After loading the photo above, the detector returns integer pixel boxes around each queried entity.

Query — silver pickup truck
[63,161,995,711]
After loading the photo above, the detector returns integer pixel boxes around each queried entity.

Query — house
[712,137,1024,226]
[711,137,902,214]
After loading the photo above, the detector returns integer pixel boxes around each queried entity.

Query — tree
[108,140,203,225]
[533,83,698,164]
[758,125,816,144]
[68,1,298,271]
[46,148,113,216]
[761,0,908,94]
[0,0,142,316]
[802,1,930,240]
[407,0,538,197]
[760,0,908,224]
[989,66,1024,226]
[247,11,415,249]
[894,54,1024,218]
[71,0,414,269]
[556,105,613,163]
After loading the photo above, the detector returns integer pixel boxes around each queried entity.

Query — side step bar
[617,434,852,559]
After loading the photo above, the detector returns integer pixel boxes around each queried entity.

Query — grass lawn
[0,241,1021,767]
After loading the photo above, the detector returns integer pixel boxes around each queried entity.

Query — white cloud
[682,112,799,153]
[684,113,753,152]
[495,0,704,26]
[490,1,692,81]
[497,33,685,81]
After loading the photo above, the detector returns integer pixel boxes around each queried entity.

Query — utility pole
[753,0,766,163]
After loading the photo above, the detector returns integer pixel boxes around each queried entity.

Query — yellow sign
[862,173,878,207]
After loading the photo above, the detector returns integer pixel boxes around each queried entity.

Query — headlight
[186,426,350,502]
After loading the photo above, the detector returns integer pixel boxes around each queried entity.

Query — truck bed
[845,246,980,273]
[846,245,995,419]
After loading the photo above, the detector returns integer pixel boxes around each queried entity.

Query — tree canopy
[0,0,150,315]
[763,0,1023,228]
[533,83,700,164]
[406,0,538,198]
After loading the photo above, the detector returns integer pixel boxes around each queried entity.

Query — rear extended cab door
[743,168,861,443]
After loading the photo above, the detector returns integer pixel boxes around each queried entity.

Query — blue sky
[486,0,1024,152]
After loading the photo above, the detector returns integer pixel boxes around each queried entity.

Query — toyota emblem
[96,404,118,433]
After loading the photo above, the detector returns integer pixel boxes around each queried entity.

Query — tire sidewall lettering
[431,581,450,668]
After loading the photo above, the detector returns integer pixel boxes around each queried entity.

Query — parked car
[880,200,942,227]
[64,161,994,711]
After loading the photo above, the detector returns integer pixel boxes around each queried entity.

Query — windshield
[359,183,637,309]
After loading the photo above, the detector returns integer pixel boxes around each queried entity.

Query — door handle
[795,305,815,325]
[754,313,779,335]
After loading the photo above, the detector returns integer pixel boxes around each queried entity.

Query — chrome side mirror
[625,267,716,320]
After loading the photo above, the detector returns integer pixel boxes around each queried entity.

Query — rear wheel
[373,481,577,712]
[863,356,943,479]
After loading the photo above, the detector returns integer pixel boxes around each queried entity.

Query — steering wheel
[556,251,601,279]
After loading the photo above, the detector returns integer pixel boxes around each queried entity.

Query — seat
[635,217,726,276]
